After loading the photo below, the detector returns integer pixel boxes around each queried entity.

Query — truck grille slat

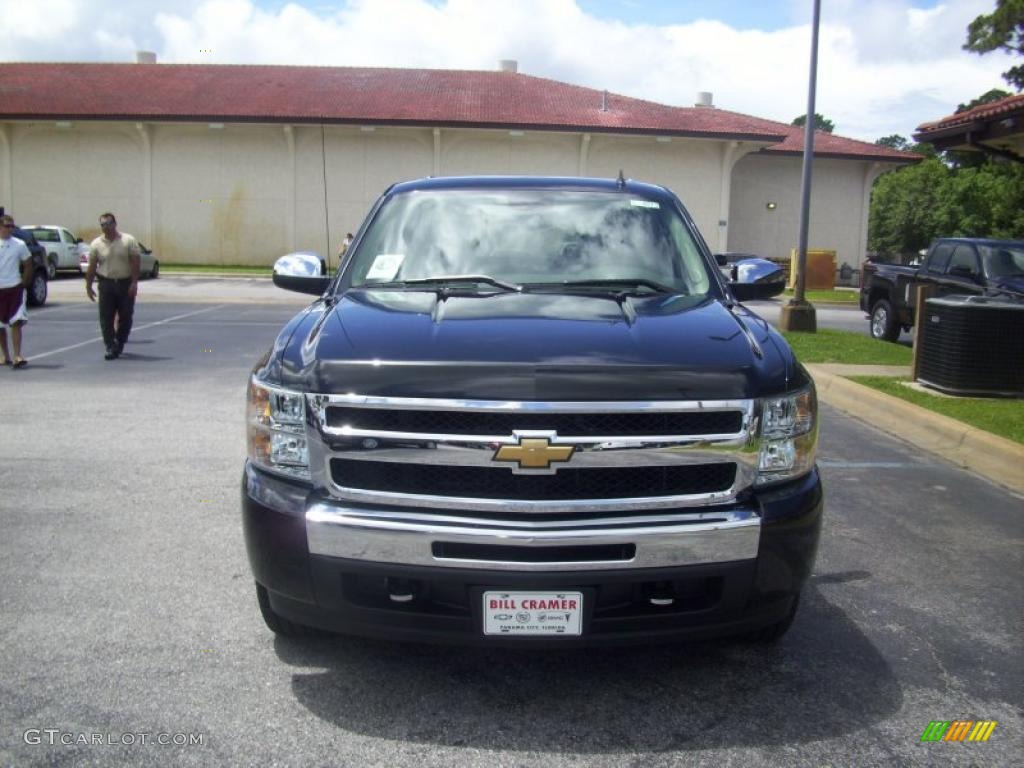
[325,407,743,437]
[330,459,736,500]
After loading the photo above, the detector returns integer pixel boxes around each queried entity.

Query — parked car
[860,238,1024,341]
[11,226,48,307]
[78,242,160,278]
[23,225,86,278]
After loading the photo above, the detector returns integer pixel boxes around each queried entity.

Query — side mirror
[714,253,729,267]
[273,252,331,295]
[74,238,82,244]
[731,281,787,301]
[727,257,786,300]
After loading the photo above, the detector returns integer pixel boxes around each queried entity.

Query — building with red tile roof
[0,60,916,267]
[914,93,1024,162]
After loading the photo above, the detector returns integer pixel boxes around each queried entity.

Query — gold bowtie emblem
[493,437,574,470]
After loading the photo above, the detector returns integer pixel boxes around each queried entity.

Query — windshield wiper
[526,278,680,295]
[369,275,522,293]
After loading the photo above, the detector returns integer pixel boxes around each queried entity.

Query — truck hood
[992,276,1024,296]
[270,289,797,400]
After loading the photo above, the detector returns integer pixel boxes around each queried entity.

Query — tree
[869,156,1024,255]
[875,135,910,151]
[791,113,835,133]
[964,0,1024,90]
[869,158,952,255]
[956,87,1012,113]
[874,135,937,157]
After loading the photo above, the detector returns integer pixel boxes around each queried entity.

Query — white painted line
[817,460,921,469]
[32,319,283,327]
[27,305,226,361]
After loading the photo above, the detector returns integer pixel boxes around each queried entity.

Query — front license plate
[483,591,583,636]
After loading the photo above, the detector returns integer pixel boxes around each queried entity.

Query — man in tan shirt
[85,212,141,360]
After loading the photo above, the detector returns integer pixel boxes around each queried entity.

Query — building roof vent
[136,51,157,64]
[499,59,518,73]
[695,91,714,107]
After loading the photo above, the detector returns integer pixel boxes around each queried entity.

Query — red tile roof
[762,125,917,160]
[0,62,913,161]
[916,93,1024,134]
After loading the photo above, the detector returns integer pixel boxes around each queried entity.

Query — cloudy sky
[1,0,1015,141]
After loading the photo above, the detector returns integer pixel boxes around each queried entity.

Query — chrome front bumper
[304,502,761,571]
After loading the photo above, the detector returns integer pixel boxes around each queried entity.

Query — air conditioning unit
[917,295,1024,397]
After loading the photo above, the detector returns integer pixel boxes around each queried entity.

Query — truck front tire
[255,583,326,638]
[870,299,899,342]
[745,592,801,643]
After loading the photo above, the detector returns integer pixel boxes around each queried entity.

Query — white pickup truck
[25,225,89,279]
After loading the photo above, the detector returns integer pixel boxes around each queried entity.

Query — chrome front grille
[323,406,744,437]
[329,458,737,500]
[306,395,761,515]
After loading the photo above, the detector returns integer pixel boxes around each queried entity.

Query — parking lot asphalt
[36,275,1019,495]
[1,292,1022,766]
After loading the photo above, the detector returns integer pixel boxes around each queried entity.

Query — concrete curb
[807,364,1024,495]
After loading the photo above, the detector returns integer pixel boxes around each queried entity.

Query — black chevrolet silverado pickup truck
[860,238,1024,341]
[243,176,823,646]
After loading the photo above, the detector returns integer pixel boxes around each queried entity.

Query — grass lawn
[781,289,859,303]
[162,263,272,276]
[780,329,913,365]
[849,376,1024,444]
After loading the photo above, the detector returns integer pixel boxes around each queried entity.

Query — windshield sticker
[366,254,405,281]
[630,200,660,209]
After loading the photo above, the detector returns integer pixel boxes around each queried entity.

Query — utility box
[917,295,1024,397]
[789,249,836,290]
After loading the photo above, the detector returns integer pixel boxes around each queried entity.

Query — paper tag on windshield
[366,254,404,281]
[630,200,660,209]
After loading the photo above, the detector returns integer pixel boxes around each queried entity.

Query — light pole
[780,0,820,333]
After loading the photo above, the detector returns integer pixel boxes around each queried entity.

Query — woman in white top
[0,214,32,368]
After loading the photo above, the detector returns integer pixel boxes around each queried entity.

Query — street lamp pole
[780,0,820,333]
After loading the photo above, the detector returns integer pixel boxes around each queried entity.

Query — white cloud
[0,0,1015,141]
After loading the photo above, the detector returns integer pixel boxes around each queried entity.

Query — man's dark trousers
[97,277,135,353]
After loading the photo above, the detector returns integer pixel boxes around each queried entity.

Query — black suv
[11,226,48,307]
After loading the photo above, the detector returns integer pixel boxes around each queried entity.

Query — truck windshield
[979,245,1024,278]
[347,188,712,296]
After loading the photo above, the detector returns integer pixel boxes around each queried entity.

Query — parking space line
[27,305,226,361]
[817,460,923,469]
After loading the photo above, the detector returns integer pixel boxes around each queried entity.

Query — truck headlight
[247,378,310,480]
[757,387,817,486]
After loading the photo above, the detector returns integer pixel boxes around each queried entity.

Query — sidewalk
[808,363,1024,495]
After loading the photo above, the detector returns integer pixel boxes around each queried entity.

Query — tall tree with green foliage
[957,88,1012,112]
[791,113,835,133]
[875,134,910,151]
[869,158,951,255]
[964,0,1024,90]
[869,158,1024,255]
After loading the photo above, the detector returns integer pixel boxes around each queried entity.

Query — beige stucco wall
[587,133,727,245]
[4,122,145,244]
[0,119,882,268]
[728,153,886,267]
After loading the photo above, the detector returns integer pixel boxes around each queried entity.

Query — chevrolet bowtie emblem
[493,436,574,470]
